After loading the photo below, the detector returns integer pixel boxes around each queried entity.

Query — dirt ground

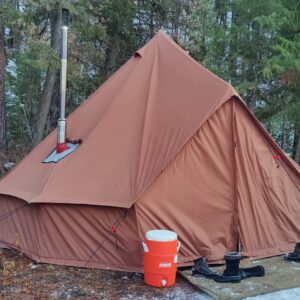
[0,249,209,299]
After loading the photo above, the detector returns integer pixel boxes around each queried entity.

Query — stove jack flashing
[43,8,81,163]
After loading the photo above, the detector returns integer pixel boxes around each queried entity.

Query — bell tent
[0,31,299,272]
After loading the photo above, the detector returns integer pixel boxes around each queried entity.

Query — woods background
[0,0,299,175]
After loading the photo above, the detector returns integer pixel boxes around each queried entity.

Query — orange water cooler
[142,230,180,287]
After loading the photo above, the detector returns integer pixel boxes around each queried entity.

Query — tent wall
[0,196,142,272]
[135,99,300,265]
[234,101,300,258]
[0,196,41,257]
[0,99,299,271]
[135,100,237,264]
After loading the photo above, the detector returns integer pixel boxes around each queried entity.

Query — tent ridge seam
[134,41,160,196]
[134,85,236,204]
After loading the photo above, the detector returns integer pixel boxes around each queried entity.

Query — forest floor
[0,248,208,299]
[1,248,300,299]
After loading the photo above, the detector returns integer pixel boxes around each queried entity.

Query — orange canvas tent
[0,31,299,272]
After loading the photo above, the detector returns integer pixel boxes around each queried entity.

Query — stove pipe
[56,8,69,153]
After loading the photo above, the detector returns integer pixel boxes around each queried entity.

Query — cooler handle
[142,241,149,253]
[177,241,181,252]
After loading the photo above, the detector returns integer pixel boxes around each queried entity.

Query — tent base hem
[1,241,296,273]
[242,243,296,260]
[0,242,143,273]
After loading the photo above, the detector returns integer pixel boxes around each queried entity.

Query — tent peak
[134,30,188,58]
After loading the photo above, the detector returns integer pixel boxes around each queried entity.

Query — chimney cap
[62,8,69,27]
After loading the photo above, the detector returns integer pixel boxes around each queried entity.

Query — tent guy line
[83,208,128,268]
[0,203,29,224]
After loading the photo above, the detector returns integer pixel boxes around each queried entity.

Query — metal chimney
[43,8,81,163]
[56,8,69,153]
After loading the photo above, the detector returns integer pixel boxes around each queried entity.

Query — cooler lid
[146,230,177,242]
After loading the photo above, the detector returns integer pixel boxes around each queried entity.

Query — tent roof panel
[0,31,238,207]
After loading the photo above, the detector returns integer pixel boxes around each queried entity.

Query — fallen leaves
[0,248,202,299]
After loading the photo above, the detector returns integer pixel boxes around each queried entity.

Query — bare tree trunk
[33,4,62,145]
[199,8,207,62]
[104,37,118,80]
[281,113,288,152]
[228,8,237,84]
[293,125,300,164]
[149,3,155,37]
[172,2,181,42]
[0,25,7,153]
[295,137,300,164]
[49,70,60,130]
